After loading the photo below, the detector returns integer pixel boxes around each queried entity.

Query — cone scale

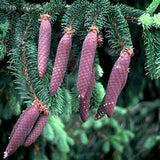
[50,28,73,96]
[77,27,98,98]
[38,14,51,78]
[95,49,133,120]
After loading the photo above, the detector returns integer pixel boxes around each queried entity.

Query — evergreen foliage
[143,30,160,79]
[62,0,90,32]
[84,0,109,30]
[118,4,144,19]
[105,5,133,55]
[0,0,160,159]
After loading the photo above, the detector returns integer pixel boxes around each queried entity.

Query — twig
[123,14,138,22]
[111,19,125,49]
[21,18,37,100]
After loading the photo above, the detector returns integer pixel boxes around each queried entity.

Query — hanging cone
[50,28,73,96]
[80,69,95,122]
[38,14,51,78]
[77,27,98,98]
[95,49,133,120]
[4,105,39,159]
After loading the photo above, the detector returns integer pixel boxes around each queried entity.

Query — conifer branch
[111,19,125,49]
[118,4,144,22]
[69,16,76,30]
[62,0,89,32]
[92,10,99,27]
[21,18,38,100]
[0,1,64,21]
[105,6,133,55]
[139,13,160,30]
[123,15,138,22]
[143,30,160,79]
[84,0,109,30]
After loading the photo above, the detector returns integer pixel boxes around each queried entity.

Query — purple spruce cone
[77,27,98,98]
[38,14,51,78]
[95,49,133,120]
[50,29,73,96]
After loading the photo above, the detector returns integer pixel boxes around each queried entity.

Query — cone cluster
[77,29,133,122]
[37,15,134,122]
[37,18,100,121]
[8,15,134,158]
[4,100,49,159]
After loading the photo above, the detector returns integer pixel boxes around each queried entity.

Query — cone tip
[94,115,99,120]
[80,114,87,122]
[3,151,8,159]
[24,142,30,147]
[81,118,87,122]
[106,113,112,118]
[50,91,54,96]
[94,111,105,120]
[39,72,43,78]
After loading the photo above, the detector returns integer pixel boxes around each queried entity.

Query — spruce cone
[50,28,73,96]
[80,69,95,122]
[95,50,133,120]
[38,14,51,78]
[24,109,49,147]
[77,27,98,98]
[4,105,39,158]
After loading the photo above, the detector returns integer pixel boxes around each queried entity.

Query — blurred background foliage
[0,0,160,160]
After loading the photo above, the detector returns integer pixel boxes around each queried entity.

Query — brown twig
[69,16,76,30]
[123,14,138,22]
[111,19,125,49]
[92,10,99,27]
[21,18,37,100]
